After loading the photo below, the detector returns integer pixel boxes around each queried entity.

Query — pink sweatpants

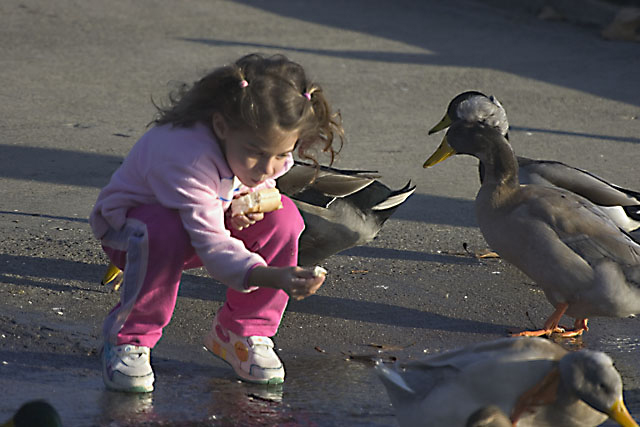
[100,195,304,348]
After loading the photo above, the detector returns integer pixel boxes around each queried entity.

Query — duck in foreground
[424,120,640,337]
[427,91,640,236]
[1,400,62,427]
[376,337,638,427]
[102,161,415,289]
[278,161,416,266]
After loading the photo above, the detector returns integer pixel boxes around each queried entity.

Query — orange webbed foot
[509,326,566,338]
[557,319,588,338]
[508,304,589,338]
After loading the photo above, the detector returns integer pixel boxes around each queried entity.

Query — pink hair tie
[239,79,249,88]
[303,92,311,101]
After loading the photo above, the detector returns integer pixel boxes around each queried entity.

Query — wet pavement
[2,0,640,426]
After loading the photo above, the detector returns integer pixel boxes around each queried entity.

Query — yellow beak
[428,113,452,135]
[423,136,456,168]
[101,262,124,291]
[101,263,122,285]
[609,398,638,427]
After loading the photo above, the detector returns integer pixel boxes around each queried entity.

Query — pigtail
[234,66,258,130]
[297,84,344,167]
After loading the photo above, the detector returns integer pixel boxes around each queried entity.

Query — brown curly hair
[152,53,344,165]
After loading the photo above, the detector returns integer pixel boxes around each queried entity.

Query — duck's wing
[519,186,640,267]
[403,337,566,372]
[518,157,640,232]
[518,157,640,207]
[391,337,564,401]
[276,161,379,198]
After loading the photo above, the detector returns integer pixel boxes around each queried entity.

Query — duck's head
[423,120,511,170]
[560,350,638,427]
[1,400,62,427]
[429,91,509,136]
[425,91,510,167]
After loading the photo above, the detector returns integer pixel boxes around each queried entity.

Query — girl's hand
[228,212,264,231]
[249,266,327,300]
[284,266,326,300]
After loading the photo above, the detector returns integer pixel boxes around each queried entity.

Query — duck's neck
[478,140,519,190]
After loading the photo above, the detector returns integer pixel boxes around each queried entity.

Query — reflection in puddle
[204,379,292,425]
[98,391,156,425]
[597,336,640,354]
[203,355,393,426]
[93,354,393,426]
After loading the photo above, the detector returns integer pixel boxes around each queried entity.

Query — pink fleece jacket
[89,122,293,292]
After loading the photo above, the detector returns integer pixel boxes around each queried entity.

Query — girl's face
[213,114,298,188]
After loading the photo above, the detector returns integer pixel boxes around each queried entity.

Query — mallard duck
[376,336,638,427]
[280,161,416,266]
[424,120,640,337]
[101,161,415,288]
[427,91,640,236]
[1,400,62,427]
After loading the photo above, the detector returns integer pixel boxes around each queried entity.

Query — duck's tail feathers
[371,182,416,211]
[623,205,640,223]
[375,361,415,395]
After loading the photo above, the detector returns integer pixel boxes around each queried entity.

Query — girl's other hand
[228,212,264,231]
[285,266,326,300]
[249,266,326,300]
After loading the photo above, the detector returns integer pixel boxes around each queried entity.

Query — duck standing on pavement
[423,119,640,337]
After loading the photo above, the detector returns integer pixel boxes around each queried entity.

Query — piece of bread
[312,266,327,277]
[231,187,283,216]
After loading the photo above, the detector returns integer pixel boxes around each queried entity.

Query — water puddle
[25,353,396,426]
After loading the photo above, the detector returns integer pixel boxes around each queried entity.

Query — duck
[424,119,640,337]
[1,400,62,427]
[279,161,416,266]
[426,91,640,237]
[101,161,415,289]
[376,337,638,427]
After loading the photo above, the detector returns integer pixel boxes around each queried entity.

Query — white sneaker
[203,315,285,384]
[102,342,154,392]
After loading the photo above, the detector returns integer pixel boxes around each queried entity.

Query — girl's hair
[152,53,344,165]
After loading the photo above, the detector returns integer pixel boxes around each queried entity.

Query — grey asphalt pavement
[1,1,639,426]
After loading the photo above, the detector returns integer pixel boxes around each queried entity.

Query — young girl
[90,53,344,392]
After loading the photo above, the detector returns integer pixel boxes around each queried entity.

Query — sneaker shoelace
[112,345,149,363]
